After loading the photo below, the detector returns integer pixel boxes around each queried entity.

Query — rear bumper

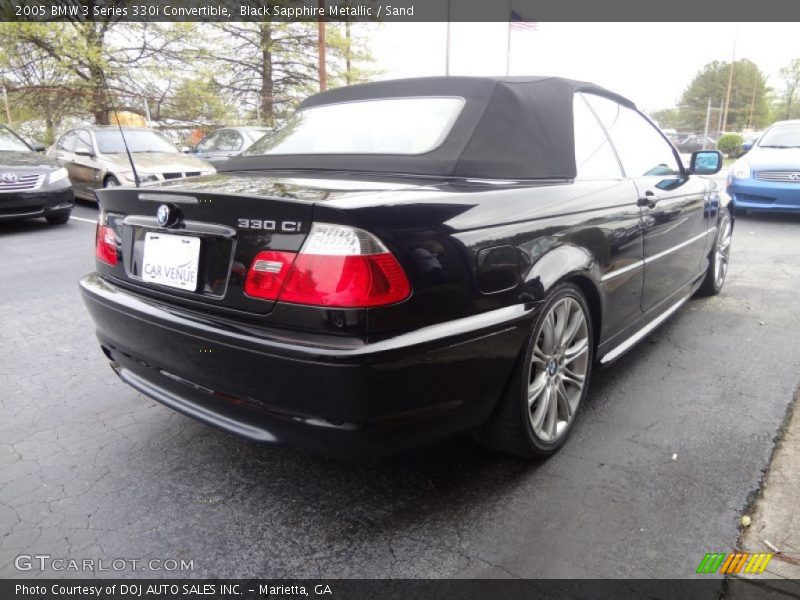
[80,273,533,457]
[728,180,800,213]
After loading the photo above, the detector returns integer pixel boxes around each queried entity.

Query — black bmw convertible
[80,76,732,458]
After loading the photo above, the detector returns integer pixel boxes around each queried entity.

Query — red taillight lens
[244,251,296,300]
[280,253,410,308]
[95,224,117,266]
[243,224,411,308]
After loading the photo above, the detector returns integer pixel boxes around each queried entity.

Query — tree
[678,59,770,132]
[776,58,800,120]
[650,108,687,131]
[161,77,236,125]
[0,34,83,143]
[325,22,381,87]
[197,22,321,126]
[0,19,193,125]
[198,20,377,126]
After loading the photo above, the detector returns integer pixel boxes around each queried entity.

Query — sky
[363,22,800,113]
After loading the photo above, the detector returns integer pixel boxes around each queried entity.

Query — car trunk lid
[96,180,317,315]
[93,172,430,317]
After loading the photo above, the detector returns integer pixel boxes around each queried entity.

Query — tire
[698,209,733,297]
[475,282,594,458]
[104,175,121,188]
[46,211,71,225]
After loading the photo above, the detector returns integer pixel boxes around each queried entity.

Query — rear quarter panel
[315,179,643,347]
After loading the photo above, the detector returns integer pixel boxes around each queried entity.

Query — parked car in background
[665,132,692,146]
[192,127,271,163]
[0,124,74,224]
[728,120,800,214]
[660,127,677,140]
[738,131,762,157]
[81,76,731,459]
[675,135,717,154]
[48,126,215,201]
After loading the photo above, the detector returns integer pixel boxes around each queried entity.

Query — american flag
[510,10,538,30]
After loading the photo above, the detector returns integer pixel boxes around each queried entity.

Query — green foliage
[773,58,800,120]
[650,108,689,131]
[678,59,770,132]
[0,21,378,133]
[717,133,744,158]
[0,22,227,128]
[165,77,235,125]
[325,22,382,87]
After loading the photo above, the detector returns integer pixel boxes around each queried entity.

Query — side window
[573,94,623,180]
[583,94,681,178]
[57,131,77,152]
[196,132,218,152]
[75,130,93,153]
[215,130,243,152]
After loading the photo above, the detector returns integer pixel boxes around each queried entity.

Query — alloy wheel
[527,297,590,442]
[714,213,732,288]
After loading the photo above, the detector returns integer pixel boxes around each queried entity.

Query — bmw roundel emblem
[156,204,171,227]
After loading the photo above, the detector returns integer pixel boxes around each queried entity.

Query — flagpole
[445,0,451,76]
[505,22,512,76]
[721,24,738,132]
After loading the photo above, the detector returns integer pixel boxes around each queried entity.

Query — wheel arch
[562,274,602,353]
[521,243,603,350]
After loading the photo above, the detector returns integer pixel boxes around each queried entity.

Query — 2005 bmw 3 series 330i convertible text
[80,77,733,458]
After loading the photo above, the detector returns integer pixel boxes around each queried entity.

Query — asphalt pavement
[1,200,799,580]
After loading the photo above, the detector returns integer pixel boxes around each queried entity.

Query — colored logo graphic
[696,552,773,575]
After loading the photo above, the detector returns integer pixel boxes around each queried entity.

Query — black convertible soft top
[222,76,636,180]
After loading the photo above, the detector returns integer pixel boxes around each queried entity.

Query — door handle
[637,191,657,209]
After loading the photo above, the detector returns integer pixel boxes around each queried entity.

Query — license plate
[142,232,201,291]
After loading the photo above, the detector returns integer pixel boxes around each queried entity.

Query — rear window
[245,97,465,156]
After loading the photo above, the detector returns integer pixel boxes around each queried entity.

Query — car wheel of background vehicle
[104,175,121,188]
[45,211,71,225]
[475,282,594,458]
[698,209,733,296]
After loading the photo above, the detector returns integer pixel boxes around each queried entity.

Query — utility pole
[702,98,712,150]
[2,81,11,126]
[318,0,327,91]
[721,25,738,132]
[716,99,724,138]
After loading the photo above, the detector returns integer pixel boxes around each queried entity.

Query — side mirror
[690,150,722,175]
[30,142,46,152]
[74,147,93,157]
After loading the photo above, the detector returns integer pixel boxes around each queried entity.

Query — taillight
[95,223,117,266]
[244,223,411,308]
[243,251,296,301]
